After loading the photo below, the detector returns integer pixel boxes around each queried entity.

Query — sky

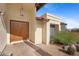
[36,3,79,29]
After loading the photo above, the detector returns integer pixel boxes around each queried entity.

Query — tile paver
[2,41,79,56]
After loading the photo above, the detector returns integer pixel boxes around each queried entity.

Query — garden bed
[50,32,79,55]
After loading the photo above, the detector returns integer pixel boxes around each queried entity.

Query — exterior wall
[6,4,36,44]
[0,3,63,51]
[35,20,43,44]
[42,22,46,44]
[0,4,7,52]
[49,20,61,31]
[41,13,61,44]
[0,3,44,46]
[45,22,50,44]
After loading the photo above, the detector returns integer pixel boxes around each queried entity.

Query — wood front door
[10,20,29,42]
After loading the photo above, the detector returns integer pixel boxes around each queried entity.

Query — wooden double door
[10,20,29,42]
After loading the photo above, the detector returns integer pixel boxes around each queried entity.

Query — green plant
[52,32,78,45]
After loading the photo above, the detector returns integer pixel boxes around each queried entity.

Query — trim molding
[10,40,28,45]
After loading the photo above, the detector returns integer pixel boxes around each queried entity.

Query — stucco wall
[42,22,46,44]
[41,13,61,44]
[49,20,61,31]
[0,4,7,52]
[0,16,7,52]
[6,3,36,44]
[35,20,43,44]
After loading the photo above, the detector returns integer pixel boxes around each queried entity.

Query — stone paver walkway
[2,41,79,56]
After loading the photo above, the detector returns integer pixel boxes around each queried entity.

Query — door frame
[10,20,29,44]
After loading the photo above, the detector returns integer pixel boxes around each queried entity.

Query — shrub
[52,32,79,45]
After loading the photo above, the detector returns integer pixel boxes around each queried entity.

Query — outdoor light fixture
[20,4,24,16]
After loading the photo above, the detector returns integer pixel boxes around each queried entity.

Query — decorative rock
[67,44,76,55]
[75,44,79,51]
[63,44,76,55]
[63,45,69,51]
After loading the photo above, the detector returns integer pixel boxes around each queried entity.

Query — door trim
[10,20,29,43]
[10,40,28,44]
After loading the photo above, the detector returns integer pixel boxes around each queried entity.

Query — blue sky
[36,3,79,29]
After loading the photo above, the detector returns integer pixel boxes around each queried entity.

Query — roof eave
[35,3,46,11]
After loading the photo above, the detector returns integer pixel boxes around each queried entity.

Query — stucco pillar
[59,23,61,31]
[46,22,50,45]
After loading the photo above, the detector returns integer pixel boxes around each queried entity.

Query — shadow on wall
[1,14,7,32]
[24,41,52,56]
[0,13,7,52]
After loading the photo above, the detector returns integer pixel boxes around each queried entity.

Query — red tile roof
[36,17,49,22]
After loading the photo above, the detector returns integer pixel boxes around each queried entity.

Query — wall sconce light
[20,4,24,16]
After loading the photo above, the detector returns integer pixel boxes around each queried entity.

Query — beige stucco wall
[0,3,46,46]
[0,4,7,52]
[41,13,61,44]
[5,3,36,44]
[35,20,43,44]
[42,22,46,44]
[0,3,62,50]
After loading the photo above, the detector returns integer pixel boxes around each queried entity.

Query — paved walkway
[2,41,79,56]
